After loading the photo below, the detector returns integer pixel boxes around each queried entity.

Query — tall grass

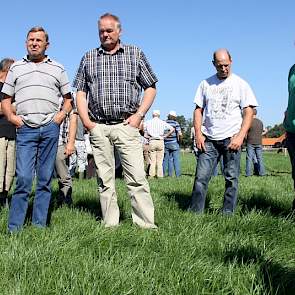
[0,151,294,294]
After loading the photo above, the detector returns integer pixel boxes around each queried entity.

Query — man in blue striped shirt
[163,111,183,177]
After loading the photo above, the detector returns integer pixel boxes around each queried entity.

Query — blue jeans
[190,137,241,214]
[163,142,181,177]
[245,144,265,176]
[8,121,59,232]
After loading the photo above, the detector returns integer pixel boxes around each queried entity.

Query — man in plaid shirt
[73,13,158,229]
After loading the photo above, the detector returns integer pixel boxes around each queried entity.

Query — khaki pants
[89,123,156,228]
[55,145,72,204]
[148,139,164,178]
[0,138,16,192]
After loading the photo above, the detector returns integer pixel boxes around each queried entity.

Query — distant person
[55,100,77,207]
[144,110,174,178]
[73,13,158,229]
[284,63,295,210]
[0,58,16,208]
[74,116,88,179]
[163,110,182,177]
[139,120,151,175]
[190,48,258,215]
[245,108,266,176]
[1,26,72,232]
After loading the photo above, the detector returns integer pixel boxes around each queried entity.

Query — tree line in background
[175,116,285,149]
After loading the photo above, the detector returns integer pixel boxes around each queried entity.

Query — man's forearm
[76,91,93,129]
[67,113,78,145]
[137,86,156,116]
[239,106,254,138]
[61,93,73,114]
[2,96,13,120]
[193,107,203,137]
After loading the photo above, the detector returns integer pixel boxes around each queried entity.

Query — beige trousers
[148,139,164,178]
[89,123,156,228]
[0,138,16,192]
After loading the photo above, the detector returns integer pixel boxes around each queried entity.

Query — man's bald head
[212,48,232,80]
[213,48,232,62]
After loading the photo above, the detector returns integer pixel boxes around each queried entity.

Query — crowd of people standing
[0,12,292,233]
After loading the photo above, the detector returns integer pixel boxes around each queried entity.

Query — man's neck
[28,55,47,63]
[102,42,121,55]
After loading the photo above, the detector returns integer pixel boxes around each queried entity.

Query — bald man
[190,49,258,215]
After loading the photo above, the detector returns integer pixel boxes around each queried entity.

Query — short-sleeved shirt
[164,119,181,144]
[247,118,263,145]
[284,64,295,133]
[144,117,173,140]
[194,73,258,140]
[73,44,158,121]
[1,56,71,127]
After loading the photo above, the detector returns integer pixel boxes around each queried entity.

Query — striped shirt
[164,119,182,144]
[73,44,158,121]
[1,56,71,127]
[144,117,173,140]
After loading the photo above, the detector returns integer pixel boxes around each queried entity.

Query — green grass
[0,151,294,294]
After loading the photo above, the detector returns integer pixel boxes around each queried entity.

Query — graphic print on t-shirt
[207,84,234,120]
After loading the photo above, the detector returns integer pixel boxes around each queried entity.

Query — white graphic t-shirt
[194,73,258,140]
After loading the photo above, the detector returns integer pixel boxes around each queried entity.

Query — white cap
[153,109,160,116]
[169,110,177,117]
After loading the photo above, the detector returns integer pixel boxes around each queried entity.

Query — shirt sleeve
[1,68,15,97]
[138,50,158,89]
[193,81,205,108]
[60,69,71,95]
[72,55,88,92]
[164,122,174,131]
[240,80,259,109]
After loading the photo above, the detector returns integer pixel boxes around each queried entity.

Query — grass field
[0,151,294,294]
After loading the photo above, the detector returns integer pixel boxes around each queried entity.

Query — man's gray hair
[99,13,121,30]
[27,26,49,42]
[0,58,14,72]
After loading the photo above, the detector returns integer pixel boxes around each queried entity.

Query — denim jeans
[8,121,59,232]
[286,132,295,190]
[245,144,265,176]
[190,137,241,214]
[163,142,181,177]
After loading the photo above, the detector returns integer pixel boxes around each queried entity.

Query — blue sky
[1,0,295,126]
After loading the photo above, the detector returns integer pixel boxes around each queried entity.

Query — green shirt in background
[284,64,295,133]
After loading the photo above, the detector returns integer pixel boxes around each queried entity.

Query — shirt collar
[97,42,124,55]
[22,55,51,63]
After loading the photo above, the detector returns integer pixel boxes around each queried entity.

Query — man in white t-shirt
[190,48,258,215]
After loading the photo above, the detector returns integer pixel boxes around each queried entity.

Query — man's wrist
[135,111,145,119]
[61,109,69,117]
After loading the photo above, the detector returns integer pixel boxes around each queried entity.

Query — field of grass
[0,151,294,294]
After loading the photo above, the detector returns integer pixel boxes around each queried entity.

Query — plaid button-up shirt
[73,43,158,121]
